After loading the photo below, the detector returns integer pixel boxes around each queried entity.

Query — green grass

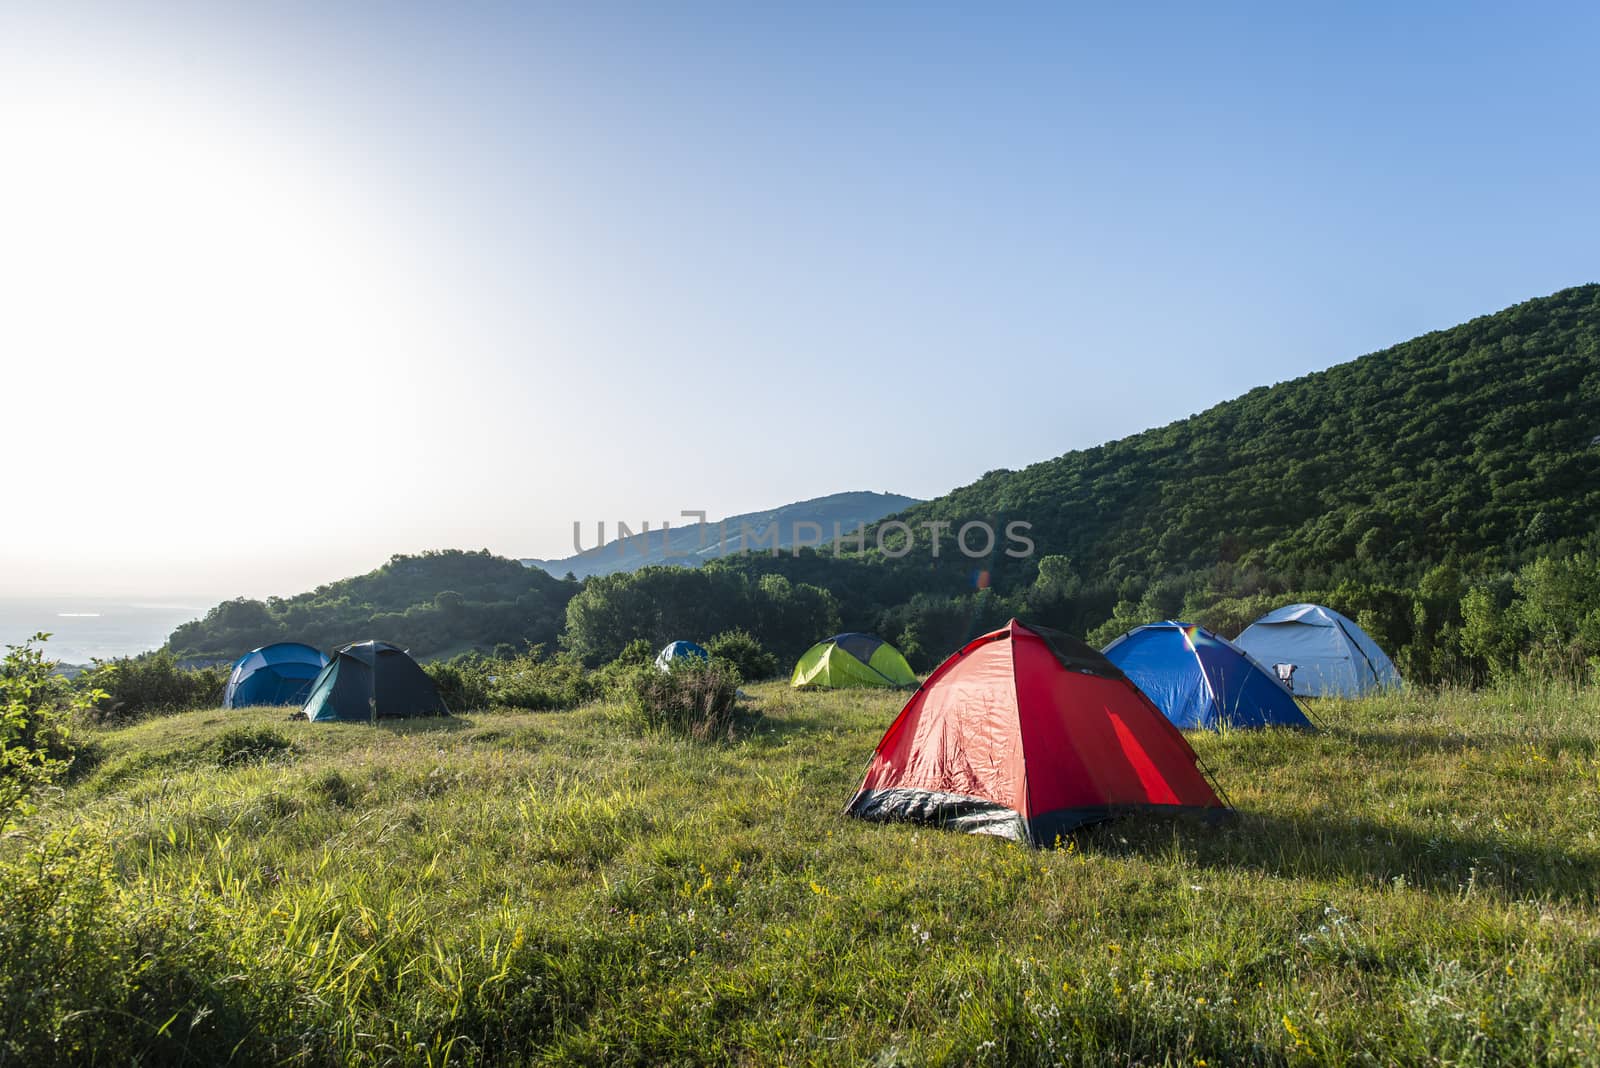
[6,682,1600,1065]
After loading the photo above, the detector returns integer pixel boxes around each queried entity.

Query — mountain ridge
[522,490,920,580]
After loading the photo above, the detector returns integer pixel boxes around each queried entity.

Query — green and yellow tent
[790,633,917,689]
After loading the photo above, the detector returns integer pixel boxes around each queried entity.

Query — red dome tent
[846,619,1227,846]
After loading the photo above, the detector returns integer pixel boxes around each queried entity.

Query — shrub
[77,651,228,722]
[492,656,598,711]
[1,635,85,830]
[589,640,656,696]
[428,650,600,712]
[705,628,779,681]
[613,638,655,668]
[0,830,134,1059]
[1457,554,1600,685]
[621,659,742,743]
[425,657,495,711]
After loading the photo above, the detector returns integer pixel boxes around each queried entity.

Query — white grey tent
[1235,604,1401,698]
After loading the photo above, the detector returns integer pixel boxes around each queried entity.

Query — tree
[1459,582,1520,682]
[706,629,779,681]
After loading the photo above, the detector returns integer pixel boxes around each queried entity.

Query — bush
[425,657,495,711]
[613,638,656,668]
[588,640,657,696]
[492,656,598,711]
[77,651,228,722]
[426,650,600,712]
[1,635,85,831]
[1457,553,1600,685]
[0,830,139,1060]
[621,659,743,743]
[706,628,779,681]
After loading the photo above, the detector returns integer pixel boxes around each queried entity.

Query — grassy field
[5,681,1600,1065]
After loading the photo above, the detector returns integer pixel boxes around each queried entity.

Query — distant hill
[166,550,578,661]
[522,491,920,580]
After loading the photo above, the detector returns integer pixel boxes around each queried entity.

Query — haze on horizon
[2,2,1597,601]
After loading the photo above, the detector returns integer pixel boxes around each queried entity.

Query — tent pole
[1190,747,1235,811]
[1332,616,1383,689]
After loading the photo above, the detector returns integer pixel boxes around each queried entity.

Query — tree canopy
[167,550,578,660]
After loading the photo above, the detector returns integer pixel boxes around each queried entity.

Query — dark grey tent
[301,640,449,722]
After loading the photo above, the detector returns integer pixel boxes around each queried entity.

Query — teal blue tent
[224,642,329,708]
[301,641,449,722]
[1102,621,1312,731]
[655,640,709,672]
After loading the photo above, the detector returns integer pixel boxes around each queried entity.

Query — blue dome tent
[1235,603,1402,697]
[1101,621,1312,731]
[223,642,330,708]
[655,640,710,672]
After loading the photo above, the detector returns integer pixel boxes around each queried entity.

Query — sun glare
[1,61,452,589]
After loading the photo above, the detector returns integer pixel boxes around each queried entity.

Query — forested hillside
[893,284,1599,589]
[166,550,577,660]
[165,288,1600,681]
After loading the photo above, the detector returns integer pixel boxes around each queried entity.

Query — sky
[2,2,1597,599]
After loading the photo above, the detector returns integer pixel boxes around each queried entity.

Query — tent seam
[1186,629,1224,727]
[1331,615,1383,686]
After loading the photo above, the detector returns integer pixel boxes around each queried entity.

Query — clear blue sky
[2,2,1597,596]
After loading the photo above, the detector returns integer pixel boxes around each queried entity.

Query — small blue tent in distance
[1101,621,1312,731]
[655,640,710,672]
[223,642,330,708]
